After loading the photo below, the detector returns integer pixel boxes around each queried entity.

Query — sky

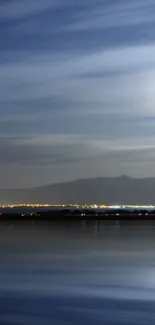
[1,0,155,188]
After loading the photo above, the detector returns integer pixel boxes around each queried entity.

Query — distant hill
[0,176,155,205]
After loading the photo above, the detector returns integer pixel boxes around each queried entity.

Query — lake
[1,221,155,324]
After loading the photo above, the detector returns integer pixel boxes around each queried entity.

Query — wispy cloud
[64,0,155,31]
[1,0,155,187]
[0,0,68,20]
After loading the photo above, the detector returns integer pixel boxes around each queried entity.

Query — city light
[0,204,155,209]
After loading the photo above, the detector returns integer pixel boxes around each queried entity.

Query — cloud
[1,131,155,187]
[0,0,68,20]
[1,44,155,117]
[0,134,95,167]
[1,0,155,187]
[1,0,155,55]
[64,0,155,31]
[0,133,155,166]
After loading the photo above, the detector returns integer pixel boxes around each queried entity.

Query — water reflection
[1,221,155,324]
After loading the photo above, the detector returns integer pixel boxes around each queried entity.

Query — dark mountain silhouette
[0,176,155,205]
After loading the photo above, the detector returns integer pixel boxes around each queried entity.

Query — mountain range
[0,175,155,205]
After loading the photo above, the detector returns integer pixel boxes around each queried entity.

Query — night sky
[1,0,155,188]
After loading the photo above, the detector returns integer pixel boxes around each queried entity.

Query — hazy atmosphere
[1,0,155,188]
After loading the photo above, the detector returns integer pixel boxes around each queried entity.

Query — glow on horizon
[0,204,154,209]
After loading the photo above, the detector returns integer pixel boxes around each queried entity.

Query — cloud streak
[1,0,155,187]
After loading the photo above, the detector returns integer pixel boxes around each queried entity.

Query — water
[1,221,155,324]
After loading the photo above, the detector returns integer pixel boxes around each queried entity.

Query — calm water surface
[1,221,155,324]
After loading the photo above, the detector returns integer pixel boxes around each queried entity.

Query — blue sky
[1,0,155,188]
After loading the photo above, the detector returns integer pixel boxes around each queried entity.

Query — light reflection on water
[1,221,155,324]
